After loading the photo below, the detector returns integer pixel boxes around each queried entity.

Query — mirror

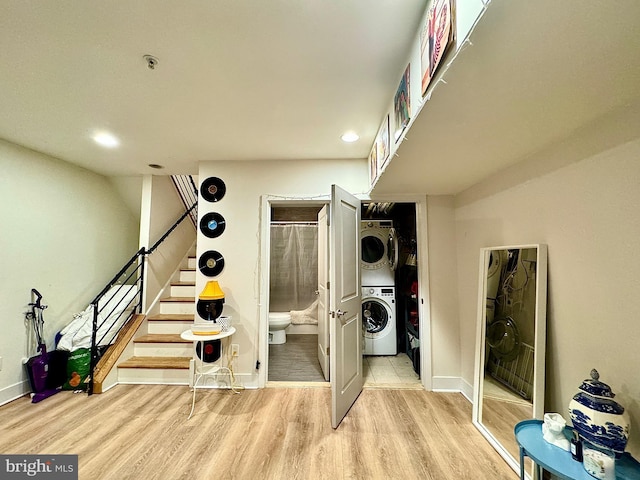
[472,244,547,477]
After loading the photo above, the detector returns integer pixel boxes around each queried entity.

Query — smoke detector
[143,54,159,70]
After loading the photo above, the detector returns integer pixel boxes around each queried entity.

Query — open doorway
[264,200,425,389]
[361,202,421,388]
[267,204,326,382]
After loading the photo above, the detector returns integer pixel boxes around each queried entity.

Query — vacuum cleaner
[24,289,65,403]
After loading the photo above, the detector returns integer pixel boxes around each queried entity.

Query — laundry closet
[361,202,420,378]
[267,202,421,384]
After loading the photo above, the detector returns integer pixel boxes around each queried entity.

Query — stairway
[117,257,196,384]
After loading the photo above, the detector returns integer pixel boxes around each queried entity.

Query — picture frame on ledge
[394,64,411,143]
[368,141,378,187]
[421,0,455,97]
[376,114,390,172]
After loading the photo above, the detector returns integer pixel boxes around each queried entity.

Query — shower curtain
[270,224,318,313]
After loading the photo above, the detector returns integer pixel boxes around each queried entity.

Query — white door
[317,205,330,381]
[329,185,362,429]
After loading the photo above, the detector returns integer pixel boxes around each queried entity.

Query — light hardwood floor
[0,385,518,479]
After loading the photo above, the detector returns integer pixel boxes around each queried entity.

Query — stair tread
[161,296,195,302]
[171,281,195,286]
[134,334,191,343]
[148,314,194,321]
[118,356,191,369]
[181,268,195,272]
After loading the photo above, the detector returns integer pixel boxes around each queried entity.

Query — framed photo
[393,64,411,142]
[368,141,378,186]
[376,114,390,171]
[421,0,455,97]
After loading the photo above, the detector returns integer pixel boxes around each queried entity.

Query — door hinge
[327,281,330,289]
[255,360,260,370]
[326,347,330,356]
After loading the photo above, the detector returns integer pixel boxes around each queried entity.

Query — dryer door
[387,228,399,271]
[361,230,386,268]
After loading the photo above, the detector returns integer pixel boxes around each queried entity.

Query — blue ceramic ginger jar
[568,369,630,457]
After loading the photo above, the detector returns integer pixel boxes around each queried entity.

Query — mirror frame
[472,244,547,477]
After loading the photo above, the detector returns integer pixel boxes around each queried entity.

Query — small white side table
[180,327,236,419]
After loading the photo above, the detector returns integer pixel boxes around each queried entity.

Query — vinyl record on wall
[199,250,225,277]
[197,298,225,321]
[200,177,226,202]
[200,212,226,238]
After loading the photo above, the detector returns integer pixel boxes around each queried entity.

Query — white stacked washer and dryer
[360,220,398,355]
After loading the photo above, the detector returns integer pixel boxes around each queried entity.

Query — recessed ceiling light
[93,131,119,148]
[341,132,359,143]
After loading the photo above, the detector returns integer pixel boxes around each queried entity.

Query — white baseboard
[431,376,474,404]
[286,324,318,335]
[431,376,463,392]
[460,378,473,402]
[100,382,119,393]
[432,375,461,392]
[0,380,30,406]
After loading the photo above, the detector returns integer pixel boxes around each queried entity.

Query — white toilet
[268,312,292,344]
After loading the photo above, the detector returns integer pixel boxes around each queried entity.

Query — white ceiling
[2,1,640,194]
[0,0,426,176]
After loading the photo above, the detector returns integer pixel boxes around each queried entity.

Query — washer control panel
[361,286,395,300]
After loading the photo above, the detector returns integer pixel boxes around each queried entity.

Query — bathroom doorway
[268,204,327,383]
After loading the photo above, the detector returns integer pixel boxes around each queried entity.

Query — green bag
[62,348,91,390]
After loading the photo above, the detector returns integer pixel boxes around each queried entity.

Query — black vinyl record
[200,212,226,238]
[199,250,225,277]
[196,340,221,363]
[197,298,225,321]
[200,177,226,202]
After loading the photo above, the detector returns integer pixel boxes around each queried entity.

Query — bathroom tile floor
[268,334,421,388]
[268,334,325,382]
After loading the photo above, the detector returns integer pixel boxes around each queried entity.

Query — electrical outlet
[231,344,239,357]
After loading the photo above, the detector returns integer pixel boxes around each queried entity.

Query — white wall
[453,138,640,457]
[426,195,462,390]
[109,176,143,220]
[197,159,368,385]
[140,175,196,311]
[0,140,139,402]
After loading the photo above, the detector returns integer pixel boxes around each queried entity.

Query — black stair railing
[87,247,145,395]
[87,178,198,395]
[171,175,198,227]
